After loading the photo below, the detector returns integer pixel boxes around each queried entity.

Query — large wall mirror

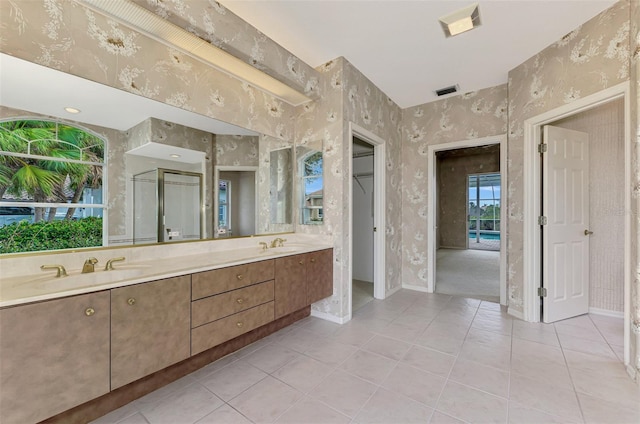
[296,140,323,225]
[0,53,294,254]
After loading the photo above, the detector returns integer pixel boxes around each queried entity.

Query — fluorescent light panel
[439,3,481,37]
[78,0,311,106]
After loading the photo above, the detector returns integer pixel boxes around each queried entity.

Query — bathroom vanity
[0,237,333,424]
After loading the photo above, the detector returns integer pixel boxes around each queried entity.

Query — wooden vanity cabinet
[0,292,111,424]
[274,254,308,319]
[307,249,334,304]
[191,260,275,355]
[111,275,191,389]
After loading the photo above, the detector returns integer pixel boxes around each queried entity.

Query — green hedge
[0,217,102,254]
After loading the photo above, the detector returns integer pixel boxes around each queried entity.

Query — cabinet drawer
[192,259,275,300]
[192,280,274,328]
[191,301,274,355]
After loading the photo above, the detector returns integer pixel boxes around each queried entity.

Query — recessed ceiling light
[64,107,81,114]
[170,154,181,158]
[439,3,481,38]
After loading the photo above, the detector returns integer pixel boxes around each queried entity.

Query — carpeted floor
[352,279,374,312]
[435,248,500,303]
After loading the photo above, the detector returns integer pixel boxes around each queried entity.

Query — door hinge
[538,216,548,226]
[538,143,548,154]
[538,287,547,297]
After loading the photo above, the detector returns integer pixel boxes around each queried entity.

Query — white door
[542,125,590,323]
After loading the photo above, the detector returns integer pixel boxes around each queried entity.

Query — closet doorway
[352,137,375,311]
[348,123,386,320]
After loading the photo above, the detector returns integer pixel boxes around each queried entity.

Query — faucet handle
[86,257,98,265]
[105,257,126,271]
[259,242,268,251]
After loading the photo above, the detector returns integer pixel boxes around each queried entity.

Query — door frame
[213,165,259,238]
[426,135,507,305]
[522,81,631,366]
[347,122,386,321]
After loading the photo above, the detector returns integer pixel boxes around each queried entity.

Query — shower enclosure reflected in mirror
[270,148,293,224]
[297,141,324,225]
[133,169,203,244]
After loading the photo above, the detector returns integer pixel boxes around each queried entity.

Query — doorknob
[584,229,593,236]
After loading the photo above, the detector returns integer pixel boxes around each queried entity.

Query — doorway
[522,82,630,367]
[427,135,507,305]
[348,123,386,321]
[214,166,257,238]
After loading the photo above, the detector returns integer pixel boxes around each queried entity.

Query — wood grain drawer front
[192,259,275,300]
[191,301,274,355]
[192,280,275,328]
[0,291,110,424]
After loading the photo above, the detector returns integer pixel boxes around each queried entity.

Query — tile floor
[92,290,639,424]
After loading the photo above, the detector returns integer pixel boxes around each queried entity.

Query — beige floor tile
[90,401,141,424]
[309,370,377,418]
[557,332,617,359]
[509,373,582,422]
[355,388,434,424]
[339,349,397,384]
[299,317,341,337]
[304,339,358,366]
[471,314,513,336]
[271,355,333,393]
[374,321,426,343]
[465,327,512,349]
[415,326,467,356]
[510,338,573,389]
[479,301,503,311]
[570,367,640,410]
[243,343,301,374]
[577,392,640,424]
[437,381,508,424]
[555,318,605,343]
[132,375,199,410]
[331,323,377,347]
[381,362,446,407]
[458,339,511,371]
[200,361,268,401]
[272,327,325,353]
[449,358,510,398]
[141,383,223,424]
[362,334,412,360]
[275,397,350,424]
[401,345,456,378]
[117,413,151,424]
[512,321,559,347]
[195,404,253,424]
[429,411,465,424]
[228,376,303,423]
[507,402,580,424]
[189,354,240,381]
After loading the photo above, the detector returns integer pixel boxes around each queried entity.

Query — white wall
[352,151,374,283]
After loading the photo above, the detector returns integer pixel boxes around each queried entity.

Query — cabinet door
[307,249,334,304]
[111,275,191,389]
[274,254,307,319]
[0,292,110,424]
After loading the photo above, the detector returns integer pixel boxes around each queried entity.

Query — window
[218,179,230,232]
[468,173,500,250]
[0,119,105,253]
[300,151,323,224]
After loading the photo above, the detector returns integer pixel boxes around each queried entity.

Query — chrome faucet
[105,257,126,271]
[41,264,67,278]
[82,257,99,273]
[270,238,286,248]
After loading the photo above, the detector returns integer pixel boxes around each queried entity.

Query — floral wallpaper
[401,85,508,289]
[507,0,632,315]
[630,0,639,371]
[215,135,259,167]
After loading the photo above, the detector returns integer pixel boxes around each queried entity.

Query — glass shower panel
[161,171,202,242]
[133,170,158,244]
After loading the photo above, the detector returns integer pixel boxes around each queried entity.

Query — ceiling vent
[435,85,459,97]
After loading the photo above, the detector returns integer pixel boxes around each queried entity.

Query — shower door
[159,169,203,243]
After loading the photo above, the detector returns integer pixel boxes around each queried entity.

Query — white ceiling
[220,0,617,108]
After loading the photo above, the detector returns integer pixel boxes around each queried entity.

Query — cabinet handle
[85,307,95,316]
[236,322,244,328]
[298,260,304,265]
[236,298,244,304]
[236,274,244,280]
[310,258,316,263]
[127,298,136,306]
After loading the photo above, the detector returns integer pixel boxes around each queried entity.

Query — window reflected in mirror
[299,149,323,225]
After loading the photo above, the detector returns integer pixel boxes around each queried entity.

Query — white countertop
[0,237,332,308]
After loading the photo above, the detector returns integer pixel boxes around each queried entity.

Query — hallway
[436,248,500,302]
[92,290,636,424]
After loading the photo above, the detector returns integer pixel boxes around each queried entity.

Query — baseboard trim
[588,307,624,318]
[402,283,430,293]
[508,307,525,321]
[385,284,402,298]
[311,309,349,324]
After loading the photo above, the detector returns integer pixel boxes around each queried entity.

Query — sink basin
[268,246,302,253]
